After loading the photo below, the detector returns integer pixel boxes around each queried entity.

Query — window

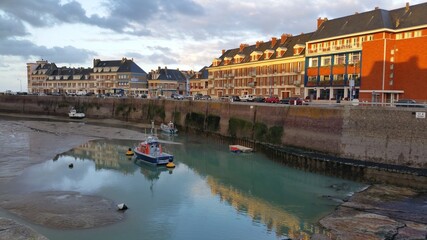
[414,30,422,37]
[331,41,336,49]
[360,36,366,43]
[349,53,360,64]
[317,43,322,51]
[323,42,329,49]
[344,39,350,47]
[334,54,346,65]
[334,74,344,81]
[321,56,331,66]
[337,40,342,46]
[308,76,317,81]
[320,75,330,81]
[396,33,403,40]
[309,58,318,67]
[404,32,412,39]
[367,35,374,41]
[352,37,358,46]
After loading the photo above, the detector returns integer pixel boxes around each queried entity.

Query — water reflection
[9,137,365,240]
[58,140,138,174]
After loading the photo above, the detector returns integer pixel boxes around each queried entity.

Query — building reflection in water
[57,139,138,175]
[207,177,330,239]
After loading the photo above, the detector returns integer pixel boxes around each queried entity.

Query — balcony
[307,43,362,55]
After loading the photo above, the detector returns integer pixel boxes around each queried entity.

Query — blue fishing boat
[134,135,174,165]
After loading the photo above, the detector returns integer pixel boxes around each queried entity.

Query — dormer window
[264,49,275,59]
[212,58,221,67]
[293,44,305,55]
[276,47,287,57]
[224,57,232,65]
[233,54,245,63]
[250,51,262,61]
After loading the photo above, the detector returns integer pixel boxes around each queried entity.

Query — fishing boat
[68,108,85,119]
[160,121,178,134]
[134,135,174,165]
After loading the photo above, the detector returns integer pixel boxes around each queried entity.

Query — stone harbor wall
[0,95,426,169]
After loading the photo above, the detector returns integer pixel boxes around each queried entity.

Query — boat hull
[160,124,178,134]
[133,148,174,165]
[69,115,85,119]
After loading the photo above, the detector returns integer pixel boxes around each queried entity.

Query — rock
[319,185,427,239]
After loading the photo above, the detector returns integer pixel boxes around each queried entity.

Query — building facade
[207,33,312,99]
[305,2,427,103]
[189,67,209,96]
[27,58,147,95]
[147,67,188,98]
[92,58,147,95]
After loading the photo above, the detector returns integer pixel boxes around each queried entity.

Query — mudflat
[0,113,149,239]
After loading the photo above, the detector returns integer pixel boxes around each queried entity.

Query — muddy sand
[0,113,150,239]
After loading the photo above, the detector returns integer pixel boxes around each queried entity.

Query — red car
[265,96,280,103]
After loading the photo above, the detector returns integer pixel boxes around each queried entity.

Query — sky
[0,0,423,91]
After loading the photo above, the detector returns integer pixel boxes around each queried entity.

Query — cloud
[0,0,204,37]
[125,47,179,69]
[0,39,96,64]
[0,13,28,39]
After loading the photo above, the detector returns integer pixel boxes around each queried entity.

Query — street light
[269,66,272,97]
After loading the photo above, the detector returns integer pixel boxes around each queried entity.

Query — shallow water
[2,133,366,240]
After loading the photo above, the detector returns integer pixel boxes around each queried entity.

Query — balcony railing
[308,43,362,54]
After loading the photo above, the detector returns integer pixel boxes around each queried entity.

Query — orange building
[305,2,427,103]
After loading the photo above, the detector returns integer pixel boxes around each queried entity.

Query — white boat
[160,121,178,134]
[68,108,85,119]
[229,145,253,153]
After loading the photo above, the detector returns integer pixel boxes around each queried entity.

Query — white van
[240,95,254,102]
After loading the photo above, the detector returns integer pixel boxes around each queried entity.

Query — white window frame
[321,56,331,66]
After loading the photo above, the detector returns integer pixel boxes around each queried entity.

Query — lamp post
[269,66,272,97]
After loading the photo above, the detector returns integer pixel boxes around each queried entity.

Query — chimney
[239,43,248,52]
[280,33,290,44]
[375,7,379,10]
[317,17,328,29]
[222,49,225,55]
[256,41,262,48]
[93,59,100,67]
[405,2,410,12]
[271,37,277,48]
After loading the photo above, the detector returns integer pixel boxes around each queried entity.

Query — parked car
[240,94,254,102]
[279,97,291,104]
[229,95,241,102]
[265,96,280,103]
[289,97,308,105]
[201,95,211,100]
[171,93,184,100]
[193,93,203,100]
[253,96,265,102]
[394,99,425,108]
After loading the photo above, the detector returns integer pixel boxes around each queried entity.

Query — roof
[211,32,313,67]
[47,67,92,80]
[93,58,147,74]
[310,2,427,41]
[148,68,187,82]
[190,66,209,80]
